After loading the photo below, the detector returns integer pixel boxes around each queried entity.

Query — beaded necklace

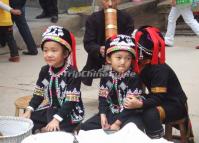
[49,62,69,106]
[109,70,130,112]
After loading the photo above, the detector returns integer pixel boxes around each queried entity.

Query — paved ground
[0,4,199,143]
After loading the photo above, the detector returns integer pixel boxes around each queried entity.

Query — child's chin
[47,62,55,67]
[117,70,127,74]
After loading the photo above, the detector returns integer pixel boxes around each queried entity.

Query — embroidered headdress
[134,26,165,72]
[105,34,136,57]
[41,25,77,69]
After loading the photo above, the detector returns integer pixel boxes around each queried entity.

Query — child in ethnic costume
[124,26,190,138]
[81,35,144,131]
[22,25,84,133]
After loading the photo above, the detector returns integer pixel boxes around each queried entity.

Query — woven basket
[0,116,33,143]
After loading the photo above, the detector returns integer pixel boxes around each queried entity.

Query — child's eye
[116,57,122,59]
[52,49,58,52]
[127,57,132,60]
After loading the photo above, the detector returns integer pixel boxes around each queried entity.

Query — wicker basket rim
[0,116,33,139]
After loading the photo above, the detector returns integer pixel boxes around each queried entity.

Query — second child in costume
[22,25,84,133]
[125,26,189,138]
[81,35,144,131]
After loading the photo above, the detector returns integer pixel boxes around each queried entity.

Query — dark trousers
[39,0,58,16]
[0,26,19,57]
[142,108,164,138]
[163,102,187,123]
[31,107,78,133]
[12,7,38,53]
[80,111,144,131]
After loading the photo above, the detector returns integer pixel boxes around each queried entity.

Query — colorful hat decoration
[41,25,77,69]
[105,34,136,57]
[135,26,165,63]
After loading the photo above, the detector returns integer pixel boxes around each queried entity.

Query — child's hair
[105,34,136,58]
[41,25,77,69]
[134,26,165,65]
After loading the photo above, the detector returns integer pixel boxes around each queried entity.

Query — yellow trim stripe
[151,87,167,93]
[33,87,44,96]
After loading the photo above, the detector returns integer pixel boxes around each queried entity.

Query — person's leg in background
[180,5,199,49]
[36,0,50,19]
[12,7,38,55]
[3,26,20,62]
[181,5,199,35]
[0,29,6,48]
[164,6,181,47]
[48,0,58,23]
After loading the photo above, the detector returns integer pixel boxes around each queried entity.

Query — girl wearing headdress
[22,25,84,133]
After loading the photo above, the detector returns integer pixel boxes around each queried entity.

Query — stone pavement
[0,3,199,143]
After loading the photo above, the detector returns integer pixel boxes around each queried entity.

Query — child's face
[102,0,120,9]
[106,51,133,74]
[43,41,68,68]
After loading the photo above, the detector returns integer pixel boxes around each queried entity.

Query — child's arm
[116,74,143,124]
[98,77,111,129]
[123,74,144,110]
[0,1,21,15]
[22,67,46,118]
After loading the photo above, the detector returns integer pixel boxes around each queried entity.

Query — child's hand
[46,118,60,132]
[21,110,31,119]
[100,114,110,130]
[10,9,21,15]
[124,95,143,109]
[110,120,121,131]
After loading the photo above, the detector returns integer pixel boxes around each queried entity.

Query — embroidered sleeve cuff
[26,106,34,112]
[53,114,63,122]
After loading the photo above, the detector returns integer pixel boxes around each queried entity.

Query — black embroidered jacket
[98,70,143,122]
[29,64,84,124]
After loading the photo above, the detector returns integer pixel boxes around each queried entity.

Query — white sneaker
[165,40,174,47]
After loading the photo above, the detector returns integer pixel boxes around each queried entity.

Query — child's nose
[47,51,53,57]
[120,58,125,64]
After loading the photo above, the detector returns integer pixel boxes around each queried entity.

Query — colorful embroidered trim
[48,62,70,106]
[99,88,109,98]
[65,94,80,102]
[106,46,136,56]
[151,87,167,93]
[33,86,44,96]
[42,35,71,52]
